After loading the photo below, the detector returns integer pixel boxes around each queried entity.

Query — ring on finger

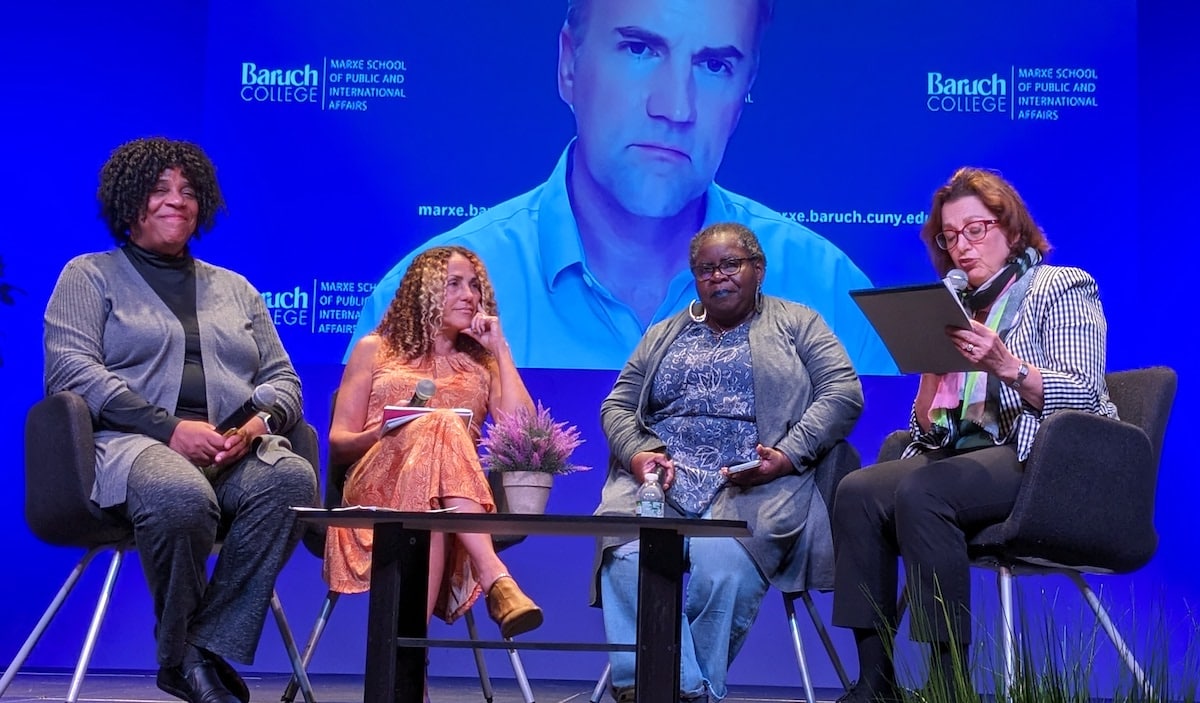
[965,343,975,353]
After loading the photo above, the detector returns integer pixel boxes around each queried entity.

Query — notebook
[850,282,975,374]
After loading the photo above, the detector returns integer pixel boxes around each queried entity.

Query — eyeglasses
[692,257,757,281]
[936,219,999,250]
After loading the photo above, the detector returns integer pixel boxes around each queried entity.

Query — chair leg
[782,592,819,703]
[271,590,317,703]
[504,638,535,703]
[1066,571,1155,701]
[281,591,340,703]
[463,605,534,703]
[589,662,611,703]
[66,548,126,703]
[800,591,853,691]
[464,608,495,703]
[0,545,110,697]
[997,568,1016,695]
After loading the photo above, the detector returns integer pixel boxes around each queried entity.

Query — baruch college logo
[241,62,321,104]
[238,58,410,112]
[261,286,311,327]
[260,281,378,335]
[926,71,1009,115]
[925,67,1102,121]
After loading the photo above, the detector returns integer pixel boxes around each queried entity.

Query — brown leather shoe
[485,573,543,638]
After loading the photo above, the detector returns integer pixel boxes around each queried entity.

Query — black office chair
[589,440,859,703]
[281,393,535,703]
[0,391,321,703]
[877,366,1177,698]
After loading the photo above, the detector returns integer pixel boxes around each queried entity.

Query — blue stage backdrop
[2,0,1195,692]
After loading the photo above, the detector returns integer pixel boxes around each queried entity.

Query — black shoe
[203,650,250,703]
[157,660,242,703]
[836,682,902,703]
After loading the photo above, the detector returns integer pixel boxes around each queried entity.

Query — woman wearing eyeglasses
[830,167,1118,702]
[591,221,864,703]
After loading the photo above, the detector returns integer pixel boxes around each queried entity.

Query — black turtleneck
[96,243,209,441]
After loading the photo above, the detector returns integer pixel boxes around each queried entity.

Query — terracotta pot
[500,471,554,514]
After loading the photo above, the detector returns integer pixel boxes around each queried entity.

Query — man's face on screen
[559,0,758,218]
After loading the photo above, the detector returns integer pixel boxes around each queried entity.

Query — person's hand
[168,420,228,466]
[631,451,675,490]
[212,414,268,466]
[378,400,406,440]
[947,320,1015,375]
[722,444,794,487]
[461,312,508,356]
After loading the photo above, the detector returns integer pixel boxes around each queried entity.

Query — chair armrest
[811,440,861,514]
[981,410,1157,572]
[284,421,321,479]
[876,430,910,464]
[281,420,330,558]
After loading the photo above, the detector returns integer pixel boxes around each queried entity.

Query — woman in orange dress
[324,245,542,640]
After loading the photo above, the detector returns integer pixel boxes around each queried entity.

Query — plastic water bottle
[636,471,665,518]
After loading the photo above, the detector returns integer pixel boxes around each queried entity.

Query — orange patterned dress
[324,349,494,623]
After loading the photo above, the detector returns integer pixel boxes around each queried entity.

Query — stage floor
[1,670,846,703]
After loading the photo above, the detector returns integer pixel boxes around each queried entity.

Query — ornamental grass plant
[883,579,1198,703]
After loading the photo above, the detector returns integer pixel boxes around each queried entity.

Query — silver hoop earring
[688,300,707,323]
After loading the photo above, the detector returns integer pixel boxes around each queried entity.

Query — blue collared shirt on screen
[347,144,898,375]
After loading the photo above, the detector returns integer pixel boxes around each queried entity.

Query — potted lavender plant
[479,402,589,514]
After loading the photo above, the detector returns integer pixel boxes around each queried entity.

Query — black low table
[296,509,749,703]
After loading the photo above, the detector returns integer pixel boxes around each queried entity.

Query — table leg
[365,522,430,703]
[634,526,685,703]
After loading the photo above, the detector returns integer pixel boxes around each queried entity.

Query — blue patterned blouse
[646,319,760,516]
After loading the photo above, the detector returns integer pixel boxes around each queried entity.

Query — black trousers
[121,443,317,667]
[831,444,1023,644]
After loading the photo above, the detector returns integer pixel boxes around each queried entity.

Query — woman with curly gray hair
[44,137,317,703]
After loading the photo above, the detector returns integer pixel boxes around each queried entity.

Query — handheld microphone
[944,268,968,293]
[215,384,278,435]
[943,268,972,319]
[408,378,436,408]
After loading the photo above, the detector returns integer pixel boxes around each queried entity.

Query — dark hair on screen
[564,0,776,55]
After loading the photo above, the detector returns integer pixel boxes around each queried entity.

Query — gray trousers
[831,444,1023,644]
[120,443,317,667]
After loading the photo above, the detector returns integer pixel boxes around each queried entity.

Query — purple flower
[479,401,590,475]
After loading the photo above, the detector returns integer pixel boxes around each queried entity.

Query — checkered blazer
[906,264,1119,461]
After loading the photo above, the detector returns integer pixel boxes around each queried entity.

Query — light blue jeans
[599,535,769,700]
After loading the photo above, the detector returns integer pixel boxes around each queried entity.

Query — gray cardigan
[591,295,864,602]
[44,249,303,507]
